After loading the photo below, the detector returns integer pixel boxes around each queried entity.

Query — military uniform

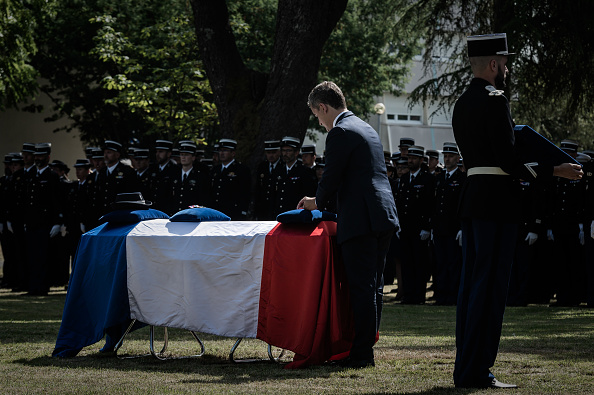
[255,158,283,220]
[273,162,318,216]
[210,160,251,220]
[168,166,211,215]
[507,179,545,306]
[432,166,465,305]
[395,147,435,304]
[150,161,179,213]
[96,161,137,217]
[24,145,64,295]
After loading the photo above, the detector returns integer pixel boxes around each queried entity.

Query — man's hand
[553,163,583,180]
[297,196,318,211]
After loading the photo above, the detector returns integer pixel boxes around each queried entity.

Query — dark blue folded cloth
[169,207,231,222]
[276,209,337,223]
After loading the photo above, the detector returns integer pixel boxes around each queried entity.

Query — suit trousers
[26,226,51,295]
[454,218,517,387]
[340,229,394,361]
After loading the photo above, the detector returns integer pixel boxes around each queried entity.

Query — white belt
[467,166,510,176]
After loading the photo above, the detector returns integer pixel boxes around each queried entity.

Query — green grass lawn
[0,285,593,394]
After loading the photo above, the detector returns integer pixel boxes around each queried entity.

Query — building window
[397,114,408,121]
[387,114,395,120]
[410,115,421,122]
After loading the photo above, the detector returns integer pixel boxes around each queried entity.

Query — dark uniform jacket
[7,166,35,225]
[210,160,251,220]
[452,78,553,223]
[273,162,318,217]
[23,167,64,229]
[432,168,465,236]
[96,162,137,216]
[167,166,211,215]
[396,169,435,233]
[316,111,399,244]
[255,159,283,220]
[151,161,180,213]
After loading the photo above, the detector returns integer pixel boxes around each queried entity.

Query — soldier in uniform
[432,142,465,305]
[273,136,318,216]
[70,159,92,267]
[132,148,153,202]
[209,139,251,220]
[395,145,435,304]
[301,144,317,169]
[546,140,587,306]
[581,149,594,307]
[96,140,137,217]
[398,137,415,158]
[168,143,211,215]
[426,149,442,176]
[507,175,546,306]
[452,33,581,388]
[0,154,16,289]
[24,143,64,296]
[48,160,73,287]
[151,139,179,213]
[255,140,283,220]
[7,144,38,292]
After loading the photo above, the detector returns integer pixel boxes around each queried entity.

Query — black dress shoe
[489,378,517,389]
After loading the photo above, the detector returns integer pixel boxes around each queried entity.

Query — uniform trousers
[26,226,51,295]
[340,229,393,361]
[433,234,462,305]
[399,228,430,304]
[551,222,586,305]
[454,218,517,388]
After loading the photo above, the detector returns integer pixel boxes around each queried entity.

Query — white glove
[430,229,434,241]
[579,223,585,246]
[591,220,594,240]
[396,228,401,239]
[0,223,3,234]
[525,232,538,246]
[547,229,554,241]
[420,230,430,241]
[50,224,61,238]
[456,230,462,246]
[80,223,86,234]
[6,221,13,233]
[60,224,68,237]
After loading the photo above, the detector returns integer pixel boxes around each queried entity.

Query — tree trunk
[190,0,347,170]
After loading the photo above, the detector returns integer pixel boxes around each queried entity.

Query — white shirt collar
[333,110,349,128]
[410,169,421,179]
[182,167,193,177]
[37,166,49,175]
[222,159,235,169]
[107,162,118,174]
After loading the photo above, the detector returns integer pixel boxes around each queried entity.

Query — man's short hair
[307,81,346,110]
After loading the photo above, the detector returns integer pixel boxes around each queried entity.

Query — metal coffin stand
[114,319,287,363]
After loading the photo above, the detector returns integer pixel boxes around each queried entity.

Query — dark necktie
[183,173,187,182]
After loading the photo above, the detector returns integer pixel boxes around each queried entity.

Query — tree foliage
[90,13,219,146]
[0,0,50,109]
[400,0,594,149]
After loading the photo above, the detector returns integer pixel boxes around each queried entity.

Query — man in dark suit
[452,33,582,389]
[255,140,283,220]
[299,81,399,368]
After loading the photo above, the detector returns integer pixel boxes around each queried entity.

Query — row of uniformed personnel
[386,136,594,307]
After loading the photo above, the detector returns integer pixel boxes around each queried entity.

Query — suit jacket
[316,111,398,244]
[452,78,553,222]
